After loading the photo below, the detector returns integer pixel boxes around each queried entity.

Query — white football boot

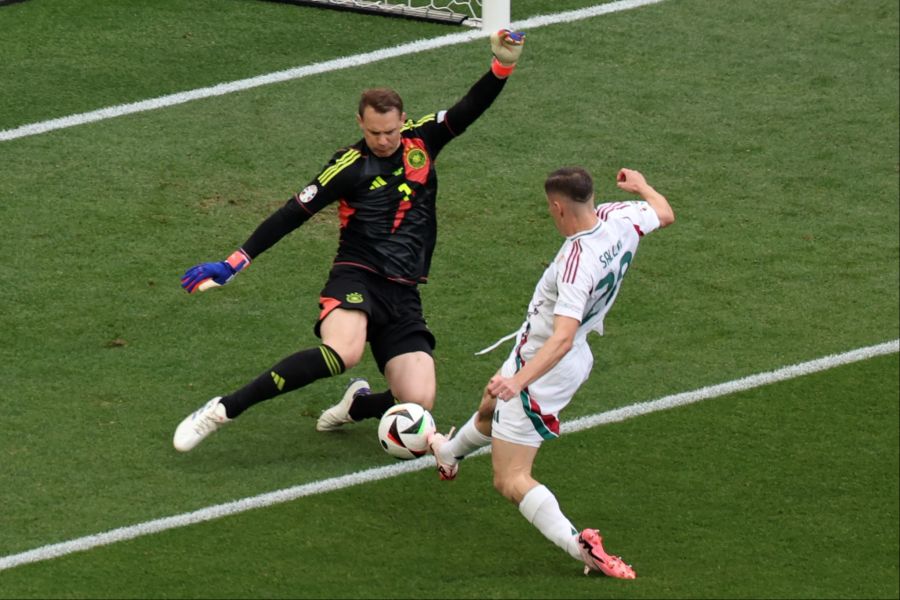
[316,378,369,432]
[428,427,458,480]
[173,397,231,452]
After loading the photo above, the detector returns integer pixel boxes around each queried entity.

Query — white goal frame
[264,0,510,30]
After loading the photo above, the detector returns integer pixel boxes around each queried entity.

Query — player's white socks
[443,412,491,461]
[518,484,583,561]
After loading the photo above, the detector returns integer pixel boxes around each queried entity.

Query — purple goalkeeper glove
[181,249,250,294]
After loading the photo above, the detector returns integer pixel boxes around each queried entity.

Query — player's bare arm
[616,168,675,227]
[487,315,579,400]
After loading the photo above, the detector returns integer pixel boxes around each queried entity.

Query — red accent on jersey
[633,223,645,237]
[514,325,530,368]
[337,198,354,228]
[401,137,430,185]
[391,199,412,234]
[563,240,582,284]
[597,202,627,221]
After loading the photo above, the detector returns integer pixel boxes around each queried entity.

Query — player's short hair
[359,88,404,117]
[544,167,594,204]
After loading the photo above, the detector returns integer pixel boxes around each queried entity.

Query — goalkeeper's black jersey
[298,118,448,285]
[240,68,508,285]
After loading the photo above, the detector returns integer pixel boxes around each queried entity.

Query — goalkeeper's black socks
[349,389,396,421]
[220,345,344,418]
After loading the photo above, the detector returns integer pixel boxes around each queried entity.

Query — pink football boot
[577,529,636,579]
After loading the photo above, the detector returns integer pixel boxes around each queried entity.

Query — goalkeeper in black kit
[174,30,526,452]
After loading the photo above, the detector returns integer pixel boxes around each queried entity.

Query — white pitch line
[0,338,896,573]
[0,0,667,143]
[560,339,900,434]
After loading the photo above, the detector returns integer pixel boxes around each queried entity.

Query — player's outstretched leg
[173,397,231,452]
[577,529,636,579]
[316,378,369,431]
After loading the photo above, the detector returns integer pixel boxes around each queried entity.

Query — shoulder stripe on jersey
[318,149,361,186]
[415,114,436,126]
[596,202,628,221]
[563,240,582,284]
[318,149,360,186]
[402,114,436,131]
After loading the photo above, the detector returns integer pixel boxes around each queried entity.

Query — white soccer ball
[377,402,436,460]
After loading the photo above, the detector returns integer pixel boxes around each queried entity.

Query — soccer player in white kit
[429,166,675,579]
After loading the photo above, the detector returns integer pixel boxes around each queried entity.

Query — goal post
[480,1,510,32]
[262,0,511,29]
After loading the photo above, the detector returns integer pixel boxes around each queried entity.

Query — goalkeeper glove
[181,249,250,294]
[490,29,525,78]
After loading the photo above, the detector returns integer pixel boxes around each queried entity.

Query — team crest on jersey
[346,292,364,304]
[297,184,318,204]
[406,148,427,169]
[401,138,429,184]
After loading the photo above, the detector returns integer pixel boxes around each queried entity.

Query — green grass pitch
[0,0,897,598]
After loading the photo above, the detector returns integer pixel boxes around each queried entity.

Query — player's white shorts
[491,342,593,447]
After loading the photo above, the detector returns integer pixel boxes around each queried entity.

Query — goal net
[264,0,509,29]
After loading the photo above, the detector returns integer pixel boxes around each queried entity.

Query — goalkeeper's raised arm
[436,29,526,141]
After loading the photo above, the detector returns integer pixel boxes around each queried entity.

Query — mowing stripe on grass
[0,339,896,572]
[0,0,667,142]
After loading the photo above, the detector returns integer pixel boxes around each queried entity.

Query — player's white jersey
[514,201,661,363]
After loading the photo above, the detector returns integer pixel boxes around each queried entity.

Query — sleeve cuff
[491,57,516,78]
[226,249,251,272]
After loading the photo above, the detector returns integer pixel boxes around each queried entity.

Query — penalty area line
[0,338,896,572]
[0,0,668,142]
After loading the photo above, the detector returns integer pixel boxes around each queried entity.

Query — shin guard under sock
[221,345,344,417]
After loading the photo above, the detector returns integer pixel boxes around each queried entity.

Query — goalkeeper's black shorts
[314,265,435,372]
